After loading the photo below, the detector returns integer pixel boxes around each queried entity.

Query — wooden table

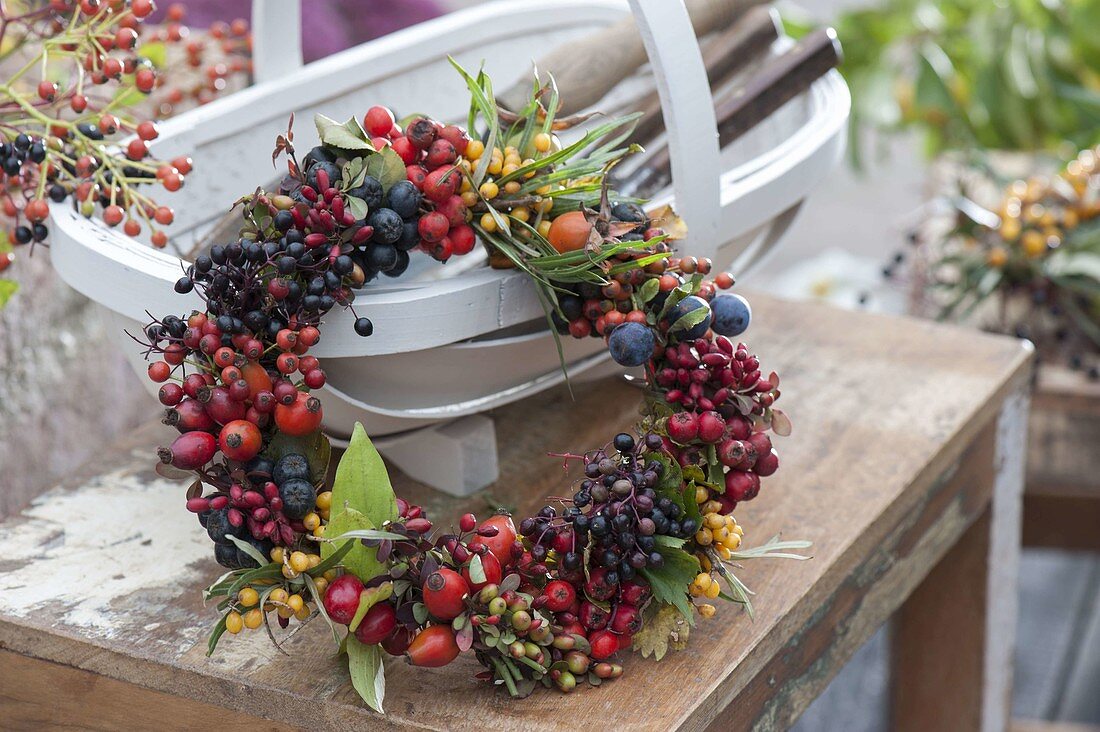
[1022,365,1100,553]
[0,295,1032,731]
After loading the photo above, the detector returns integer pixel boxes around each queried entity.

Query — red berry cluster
[1,0,193,260]
[139,3,253,117]
[653,336,783,512]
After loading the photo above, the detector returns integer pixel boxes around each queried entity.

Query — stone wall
[0,253,152,516]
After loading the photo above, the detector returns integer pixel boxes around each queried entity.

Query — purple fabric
[152,0,443,62]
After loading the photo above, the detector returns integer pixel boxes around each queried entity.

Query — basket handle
[251,0,303,83]
[628,0,721,262]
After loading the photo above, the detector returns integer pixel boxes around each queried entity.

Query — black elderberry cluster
[6,135,49,245]
[169,231,362,344]
[522,432,697,586]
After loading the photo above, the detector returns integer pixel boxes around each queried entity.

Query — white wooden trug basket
[49,0,849,494]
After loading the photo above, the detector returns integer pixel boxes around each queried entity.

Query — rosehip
[588,629,619,660]
[274,391,323,436]
[219,419,262,462]
[461,550,501,592]
[725,470,760,502]
[354,602,397,645]
[476,514,517,562]
[755,448,779,477]
[323,574,364,625]
[423,568,469,620]
[406,625,460,668]
[158,431,216,470]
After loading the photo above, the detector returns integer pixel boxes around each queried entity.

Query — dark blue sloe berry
[665,295,711,340]
[710,293,752,337]
[214,541,243,569]
[384,249,410,278]
[369,243,398,272]
[368,208,403,245]
[608,321,656,367]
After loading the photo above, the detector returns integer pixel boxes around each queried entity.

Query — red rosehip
[425,138,457,168]
[461,550,501,592]
[754,448,779,477]
[405,165,428,189]
[381,626,414,656]
[158,431,216,470]
[406,625,460,668]
[354,602,397,645]
[37,81,58,101]
[588,629,619,660]
[423,568,469,621]
[725,470,760,501]
[274,391,323,436]
[218,419,262,462]
[422,166,460,202]
[166,398,216,433]
[697,411,726,443]
[449,223,476,255]
[417,211,449,243]
[391,136,418,165]
[476,514,517,563]
[324,574,364,625]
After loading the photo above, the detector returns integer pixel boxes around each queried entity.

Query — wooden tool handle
[624,27,842,197]
[497,0,767,115]
[626,5,781,147]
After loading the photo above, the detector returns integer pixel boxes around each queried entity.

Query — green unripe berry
[565,650,590,675]
[478,584,499,603]
[524,642,543,662]
[488,597,508,616]
[510,610,532,632]
[555,670,577,692]
[509,641,526,658]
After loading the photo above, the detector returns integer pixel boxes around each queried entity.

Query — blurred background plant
[789,0,1100,167]
[784,0,1100,376]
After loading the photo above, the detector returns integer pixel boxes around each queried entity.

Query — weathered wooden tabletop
[0,294,1033,731]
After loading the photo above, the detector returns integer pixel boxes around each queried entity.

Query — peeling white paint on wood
[0,458,209,637]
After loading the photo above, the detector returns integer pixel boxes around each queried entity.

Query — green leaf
[225,535,271,568]
[263,429,331,486]
[332,422,399,527]
[0,279,17,308]
[639,545,700,626]
[206,614,229,657]
[138,40,168,68]
[362,147,407,193]
[346,195,369,221]
[315,114,373,151]
[669,302,710,334]
[323,507,383,583]
[637,276,660,305]
[467,554,487,585]
[347,636,386,713]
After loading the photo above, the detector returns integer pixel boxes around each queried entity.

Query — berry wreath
[139,62,808,709]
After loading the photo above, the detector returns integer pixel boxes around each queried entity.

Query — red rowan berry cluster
[136,3,252,118]
[0,0,193,273]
